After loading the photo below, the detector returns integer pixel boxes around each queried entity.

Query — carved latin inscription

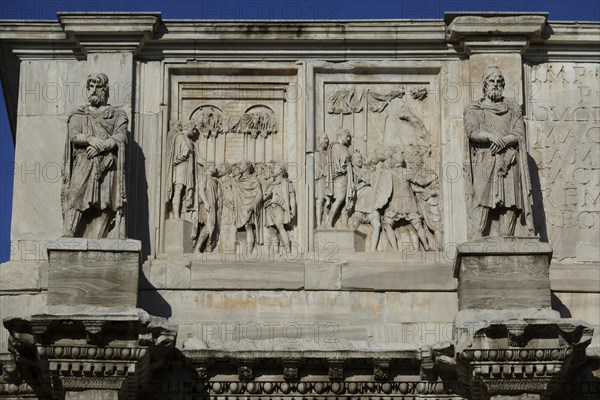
[528,63,600,261]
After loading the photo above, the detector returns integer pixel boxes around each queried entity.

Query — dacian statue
[61,73,128,238]
[463,66,534,238]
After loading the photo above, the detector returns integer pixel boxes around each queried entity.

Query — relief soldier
[263,163,296,253]
[372,150,432,251]
[324,128,354,228]
[166,121,197,219]
[314,136,330,227]
[348,151,382,251]
[231,161,263,253]
[193,164,219,252]
[217,162,237,251]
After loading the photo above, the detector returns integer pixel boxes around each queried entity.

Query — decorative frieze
[455,319,593,400]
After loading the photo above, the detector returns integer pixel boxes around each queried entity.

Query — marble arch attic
[0,12,599,400]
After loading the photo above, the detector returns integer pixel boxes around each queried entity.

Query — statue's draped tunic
[62,106,128,220]
[464,100,530,211]
[464,98,534,233]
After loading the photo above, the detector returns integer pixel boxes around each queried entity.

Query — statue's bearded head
[86,73,109,107]
[482,66,505,102]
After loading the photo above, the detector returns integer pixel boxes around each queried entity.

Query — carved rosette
[328,361,344,381]
[281,358,300,382]
[238,364,253,381]
[3,311,176,399]
[455,320,593,400]
[373,359,390,380]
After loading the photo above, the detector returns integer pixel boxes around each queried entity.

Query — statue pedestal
[451,238,593,400]
[5,238,176,400]
[453,236,552,311]
[47,238,141,309]
[164,218,194,254]
[314,228,367,252]
[4,308,176,400]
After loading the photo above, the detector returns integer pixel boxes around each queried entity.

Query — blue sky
[1,0,599,262]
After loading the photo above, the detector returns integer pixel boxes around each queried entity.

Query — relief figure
[193,163,218,253]
[263,163,296,253]
[348,151,382,251]
[231,161,263,253]
[166,121,197,219]
[324,128,354,228]
[372,150,432,251]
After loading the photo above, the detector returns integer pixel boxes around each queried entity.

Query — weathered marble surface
[1,12,599,400]
[46,238,141,308]
[2,16,598,266]
[454,237,553,310]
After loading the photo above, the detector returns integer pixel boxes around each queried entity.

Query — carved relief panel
[162,66,301,255]
[312,66,443,253]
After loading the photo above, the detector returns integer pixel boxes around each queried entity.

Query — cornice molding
[0,15,597,61]
[445,13,548,55]
[57,13,161,55]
